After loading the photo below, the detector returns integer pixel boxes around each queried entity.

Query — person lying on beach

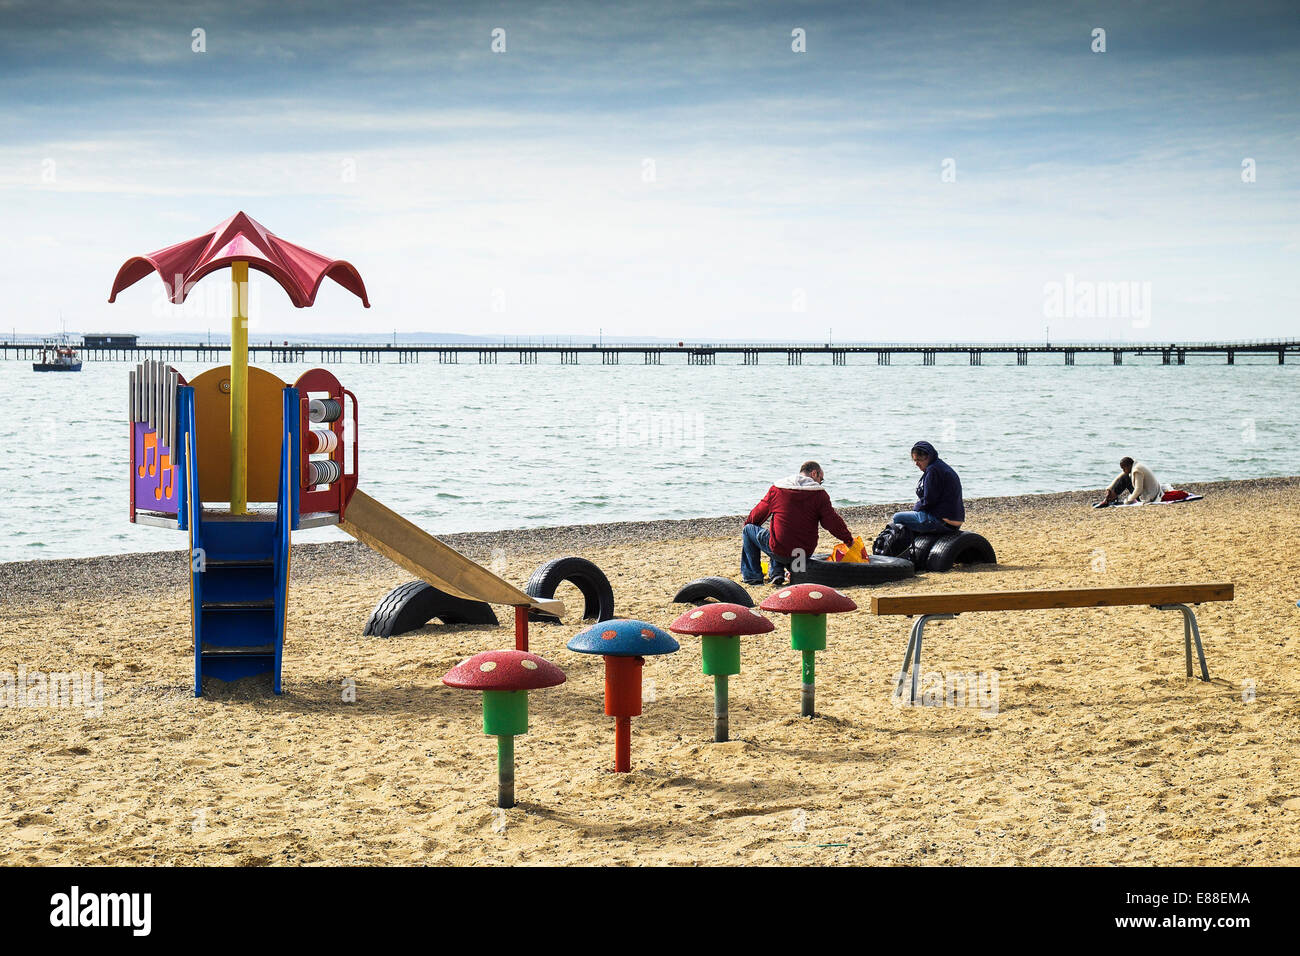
[891,440,964,534]
[1097,457,1165,506]
[742,461,855,586]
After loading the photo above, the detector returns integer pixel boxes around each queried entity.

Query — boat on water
[33,340,83,372]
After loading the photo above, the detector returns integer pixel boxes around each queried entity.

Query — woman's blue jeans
[891,509,951,534]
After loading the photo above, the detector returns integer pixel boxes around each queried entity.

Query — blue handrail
[179,386,204,696]
[272,387,296,696]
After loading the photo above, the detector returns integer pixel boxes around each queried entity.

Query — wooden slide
[339,490,564,617]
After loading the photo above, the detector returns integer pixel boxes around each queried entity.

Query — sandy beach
[2,476,1298,866]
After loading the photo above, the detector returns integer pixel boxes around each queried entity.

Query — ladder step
[202,600,275,611]
[199,565,276,607]
[207,558,274,568]
[201,645,275,656]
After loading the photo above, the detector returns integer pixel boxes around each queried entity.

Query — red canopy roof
[108,211,370,308]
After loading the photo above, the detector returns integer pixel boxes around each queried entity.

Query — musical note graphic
[139,430,158,478]
[157,452,173,500]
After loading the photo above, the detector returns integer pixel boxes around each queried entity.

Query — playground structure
[113,213,561,695]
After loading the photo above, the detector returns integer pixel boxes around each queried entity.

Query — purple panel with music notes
[133,422,178,513]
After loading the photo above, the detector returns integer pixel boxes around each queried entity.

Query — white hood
[773,474,825,491]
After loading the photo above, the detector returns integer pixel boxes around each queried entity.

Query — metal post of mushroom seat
[498,734,515,809]
[1153,603,1211,681]
[801,651,815,717]
[714,675,729,742]
[894,613,956,706]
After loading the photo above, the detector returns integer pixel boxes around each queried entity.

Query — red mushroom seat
[669,601,776,683]
[760,583,856,655]
[759,583,858,615]
[669,603,775,636]
[442,650,566,691]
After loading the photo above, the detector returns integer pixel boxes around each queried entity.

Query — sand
[2,476,1299,866]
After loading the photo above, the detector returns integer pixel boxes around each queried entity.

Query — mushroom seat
[442,649,567,690]
[567,619,680,657]
[759,584,857,651]
[758,584,857,616]
[567,620,678,718]
[669,602,775,676]
[668,603,775,636]
[442,649,566,737]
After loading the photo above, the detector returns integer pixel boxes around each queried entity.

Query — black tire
[671,576,756,608]
[908,533,943,569]
[925,531,997,572]
[525,556,615,623]
[789,554,915,588]
[363,581,498,637]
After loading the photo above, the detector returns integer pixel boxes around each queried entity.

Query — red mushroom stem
[604,656,644,772]
[615,716,632,772]
[514,606,529,651]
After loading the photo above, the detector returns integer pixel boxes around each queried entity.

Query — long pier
[4,339,1297,365]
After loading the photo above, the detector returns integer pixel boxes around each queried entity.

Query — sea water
[1,354,1296,563]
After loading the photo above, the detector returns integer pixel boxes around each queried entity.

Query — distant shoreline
[5,474,1297,604]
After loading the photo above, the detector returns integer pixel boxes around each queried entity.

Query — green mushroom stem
[789,613,827,718]
[482,689,528,809]
[700,634,741,743]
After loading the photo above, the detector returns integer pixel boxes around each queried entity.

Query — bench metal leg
[893,614,955,705]
[894,619,918,700]
[1153,603,1210,681]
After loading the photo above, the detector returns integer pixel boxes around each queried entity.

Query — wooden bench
[870,583,1234,705]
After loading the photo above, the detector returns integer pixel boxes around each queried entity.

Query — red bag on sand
[1161,489,1190,502]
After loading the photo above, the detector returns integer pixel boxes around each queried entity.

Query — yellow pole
[230,260,249,514]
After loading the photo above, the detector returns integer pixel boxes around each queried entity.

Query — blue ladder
[181,386,295,696]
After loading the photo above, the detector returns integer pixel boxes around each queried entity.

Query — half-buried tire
[789,554,915,588]
[364,581,499,638]
[925,531,997,572]
[907,533,944,570]
[671,576,756,608]
[525,556,615,623]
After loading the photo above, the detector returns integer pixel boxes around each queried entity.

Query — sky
[2,0,1297,342]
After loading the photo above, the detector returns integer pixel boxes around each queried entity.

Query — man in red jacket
[742,461,855,585]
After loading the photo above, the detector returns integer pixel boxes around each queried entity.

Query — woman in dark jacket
[891,440,964,534]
